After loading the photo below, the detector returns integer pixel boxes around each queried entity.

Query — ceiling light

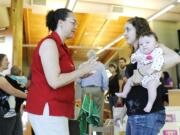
[96,35,124,54]
[147,4,175,22]
[65,0,78,10]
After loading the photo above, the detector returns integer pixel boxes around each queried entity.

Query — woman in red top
[26,8,97,135]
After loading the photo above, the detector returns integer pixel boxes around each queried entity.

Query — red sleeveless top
[26,32,75,118]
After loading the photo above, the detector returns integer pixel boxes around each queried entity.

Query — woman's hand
[160,43,180,69]
[80,73,94,79]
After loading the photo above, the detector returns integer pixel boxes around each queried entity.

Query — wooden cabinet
[168,90,180,106]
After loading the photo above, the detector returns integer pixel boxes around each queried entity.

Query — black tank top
[125,63,165,115]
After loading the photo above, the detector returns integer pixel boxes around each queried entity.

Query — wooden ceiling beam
[73,14,92,46]
[92,19,110,47]
[101,51,119,64]
[99,38,126,63]
[23,44,125,51]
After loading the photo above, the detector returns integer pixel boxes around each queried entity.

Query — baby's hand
[134,54,142,62]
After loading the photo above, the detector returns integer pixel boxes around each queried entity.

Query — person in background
[0,53,27,135]
[118,57,127,92]
[161,71,173,89]
[77,49,108,126]
[160,71,174,105]
[7,65,27,135]
[115,17,180,135]
[10,65,28,87]
[107,63,120,117]
[117,57,127,106]
[3,65,28,118]
[26,8,98,135]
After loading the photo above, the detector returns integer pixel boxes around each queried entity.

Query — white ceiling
[75,0,180,22]
[157,4,180,21]
[0,0,180,22]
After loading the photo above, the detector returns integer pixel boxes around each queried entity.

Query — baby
[116,31,164,112]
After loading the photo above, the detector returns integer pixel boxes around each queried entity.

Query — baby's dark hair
[140,31,158,41]
[46,8,72,31]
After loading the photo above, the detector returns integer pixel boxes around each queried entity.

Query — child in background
[10,66,28,87]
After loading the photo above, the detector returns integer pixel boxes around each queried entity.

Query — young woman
[118,17,180,135]
[26,8,98,135]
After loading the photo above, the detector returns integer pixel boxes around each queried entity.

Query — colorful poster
[166,114,176,122]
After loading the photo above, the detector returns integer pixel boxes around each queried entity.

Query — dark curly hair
[139,31,158,42]
[127,17,151,39]
[46,8,72,31]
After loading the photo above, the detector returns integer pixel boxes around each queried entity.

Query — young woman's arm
[0,77,27,98]
[160,44,180,69]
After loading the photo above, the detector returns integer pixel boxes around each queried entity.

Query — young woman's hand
[160,43,180,69]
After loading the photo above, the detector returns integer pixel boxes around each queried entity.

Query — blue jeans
[126,110,165,135]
